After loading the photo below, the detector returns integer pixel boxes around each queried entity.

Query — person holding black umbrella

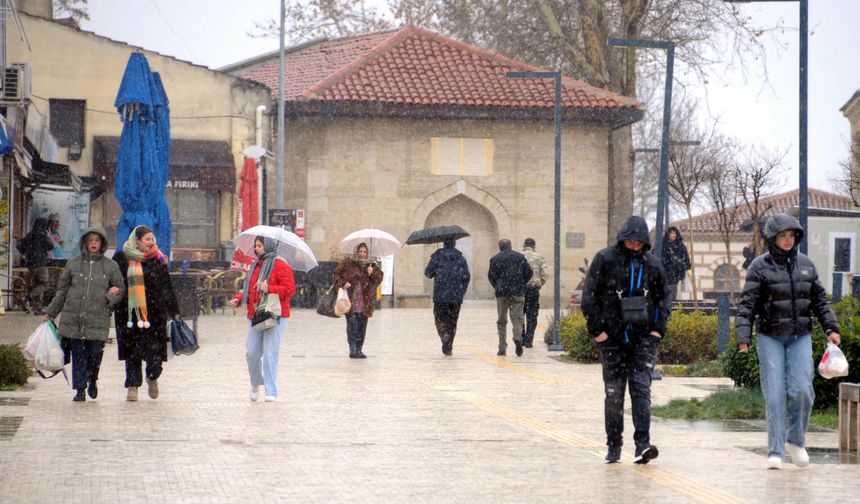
[424,238,470,356]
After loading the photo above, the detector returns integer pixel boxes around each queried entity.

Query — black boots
[87,380,98,399]
[73,389,86,402]
[349,343,367,359]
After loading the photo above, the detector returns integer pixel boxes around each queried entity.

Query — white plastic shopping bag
[818,342,849,379]
[31,321,65,372]
[334,287,351,316]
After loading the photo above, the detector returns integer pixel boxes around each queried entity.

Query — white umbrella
[339,228,402,258]
[232,225,319,272]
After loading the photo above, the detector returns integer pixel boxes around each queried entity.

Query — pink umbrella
[238,157,258,231]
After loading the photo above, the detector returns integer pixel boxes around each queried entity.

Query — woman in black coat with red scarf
[113,225,179,402]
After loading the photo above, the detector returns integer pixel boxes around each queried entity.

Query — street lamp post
[722,0,808,252]
[506,70,564,351]
[635,140,701,229]
[608,38,676,257]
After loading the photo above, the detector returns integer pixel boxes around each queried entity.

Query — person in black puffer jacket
[488,239,533,357]
[581,216,668,465]
[735,213,841,470]
[660,226,690,308]
[425,238,471,356]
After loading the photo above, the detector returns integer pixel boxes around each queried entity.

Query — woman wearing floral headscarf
[333,242,383,358]
[113,225,179,402]
[230,236,295,402]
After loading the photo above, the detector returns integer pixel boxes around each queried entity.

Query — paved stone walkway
[0,306,855,503]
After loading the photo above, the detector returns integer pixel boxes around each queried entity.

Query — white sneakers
[250,387,276,402]
[785,443,810,468]
[767,456,783,470]
[767,444,810,470]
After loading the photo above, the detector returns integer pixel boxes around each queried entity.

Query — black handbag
[316,285,339,318]
[618,258,650,324]
[169,319,199,356]
[620,295,649,324]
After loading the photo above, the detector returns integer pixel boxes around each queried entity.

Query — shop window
[430,137,494,176]
[101,190,218,249]
[834,237,851,272]
[713,263,740,292]
[49,99,85,148]
[166,190,218,248]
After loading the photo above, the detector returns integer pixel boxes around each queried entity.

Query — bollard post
[839,383,860,452]
[717,292,730,354]
[832,272,843,303]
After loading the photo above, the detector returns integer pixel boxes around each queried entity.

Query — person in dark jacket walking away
[333,243,384,358]
[521,238,547,348]
[660,226,690,308]
[17,217,55,314]
[735,213,841,470]
[425,238,471,356]
[488,239,532,357]
[582,216,668,465]
[113,225,180,401]
[44,227,125,401]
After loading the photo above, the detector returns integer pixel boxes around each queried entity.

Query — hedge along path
[426,381,747,504]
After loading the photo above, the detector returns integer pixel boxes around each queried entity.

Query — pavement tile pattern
[0,307,855,503]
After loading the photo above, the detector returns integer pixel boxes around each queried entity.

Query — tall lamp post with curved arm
[505,70,564,351]
[723,0,808,254]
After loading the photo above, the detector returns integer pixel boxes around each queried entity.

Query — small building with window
[670,188,859,299]
[224,26,642,303]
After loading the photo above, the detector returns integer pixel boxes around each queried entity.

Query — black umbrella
[405,225,470,245]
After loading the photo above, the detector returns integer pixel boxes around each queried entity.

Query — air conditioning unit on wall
[1,63,31,104]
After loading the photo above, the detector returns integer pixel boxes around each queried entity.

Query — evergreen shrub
[0,344,30,388]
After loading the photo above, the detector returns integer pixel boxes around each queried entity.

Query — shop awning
[17,138,83,192]
[93,136,236,192]
[30,157,83,192]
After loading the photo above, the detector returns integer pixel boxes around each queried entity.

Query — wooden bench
[840,383,860,452]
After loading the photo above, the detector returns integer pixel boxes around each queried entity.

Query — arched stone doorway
[422,195,498,300]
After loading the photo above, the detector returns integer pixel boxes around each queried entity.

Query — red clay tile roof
[232,26,640,113]
[671,188,857,234]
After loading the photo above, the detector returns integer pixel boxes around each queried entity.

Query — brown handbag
[316,285,339,318]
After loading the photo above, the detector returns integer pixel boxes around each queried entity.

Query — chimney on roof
[15,0,53,19]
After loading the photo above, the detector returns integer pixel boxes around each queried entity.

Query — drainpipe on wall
[256,105,266,226]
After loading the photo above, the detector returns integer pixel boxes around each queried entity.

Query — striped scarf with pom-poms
[122,227,167,328]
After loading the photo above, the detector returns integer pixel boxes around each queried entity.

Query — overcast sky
[79,0,860,193]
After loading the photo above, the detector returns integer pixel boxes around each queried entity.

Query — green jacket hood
[78,226,109,255]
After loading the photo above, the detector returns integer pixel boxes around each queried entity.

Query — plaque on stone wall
[566,232,585,248]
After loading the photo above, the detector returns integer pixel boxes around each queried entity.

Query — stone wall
[275,116,614,304]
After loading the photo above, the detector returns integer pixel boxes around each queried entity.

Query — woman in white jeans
[231,237,295,401]
[735,213,841,470]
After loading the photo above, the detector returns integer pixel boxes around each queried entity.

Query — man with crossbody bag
[581,216,669,465]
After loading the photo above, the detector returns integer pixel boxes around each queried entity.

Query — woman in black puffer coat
[735,213,841,470]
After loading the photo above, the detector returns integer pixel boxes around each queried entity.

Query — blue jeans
[756,333,815,457]
[246,317,288,397]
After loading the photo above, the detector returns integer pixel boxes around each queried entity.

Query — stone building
[224,26,642,304]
